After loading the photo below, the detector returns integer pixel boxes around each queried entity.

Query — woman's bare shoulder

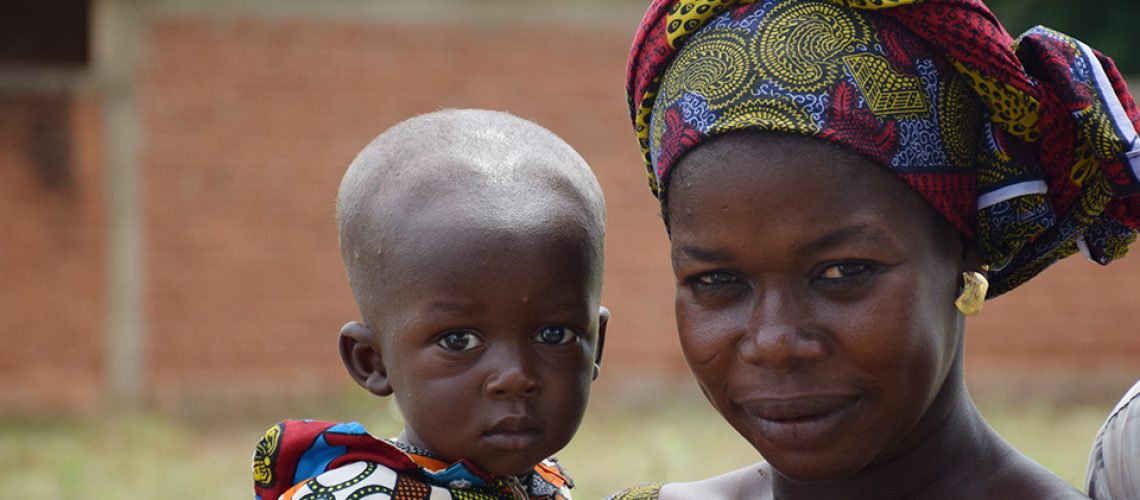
[659,462,773,500]
[973,454,1089,500]
[930,444,1089,500]
[652,458,1088,500]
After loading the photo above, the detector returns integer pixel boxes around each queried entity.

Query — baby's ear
[338,321,392,396]
[593,306,609,381]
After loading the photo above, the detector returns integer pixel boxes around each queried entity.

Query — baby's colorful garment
[253,420,573,500]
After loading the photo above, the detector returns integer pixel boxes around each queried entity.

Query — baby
[252,109,608,500]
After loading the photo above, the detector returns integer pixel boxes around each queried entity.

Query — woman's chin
[748,442,868,484]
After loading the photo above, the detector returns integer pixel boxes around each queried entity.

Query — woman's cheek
[679,319,741,422]
[676,299,740,371]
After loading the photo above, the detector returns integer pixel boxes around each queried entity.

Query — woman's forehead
[670,133,909,202]
[666,135,938,246]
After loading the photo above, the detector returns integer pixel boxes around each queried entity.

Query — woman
[614,0,1140,498]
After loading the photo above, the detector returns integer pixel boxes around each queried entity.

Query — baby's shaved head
[336,109,606,324]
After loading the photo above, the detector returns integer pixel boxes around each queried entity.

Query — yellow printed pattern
[711,98,819,136]
[1077,104,1129,160]
[635,80,660,191]
[1100,231,1138,262]
[1069,134,1097,186]
[754,0,872,93]
[952,59,1041,142]
[1070,170,1113,226]
[826,0,924,10]
[661,28,755,108]
[843,53,929,118]
[606,483,665,500]
[666,0,756,48]
[253,424,282,487]
[938,74,983,167]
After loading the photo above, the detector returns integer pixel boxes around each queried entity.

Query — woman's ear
[959,233,986,270]
[593,306,609,381]
[338,321,392,396]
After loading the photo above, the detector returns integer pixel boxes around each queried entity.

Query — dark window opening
[0,0,90,69]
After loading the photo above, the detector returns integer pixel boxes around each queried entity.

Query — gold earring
[955,267,989,316]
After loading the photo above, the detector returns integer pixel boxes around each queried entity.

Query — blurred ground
[0,383,1120,499]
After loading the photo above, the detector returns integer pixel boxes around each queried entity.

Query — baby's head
[335,109,607,477]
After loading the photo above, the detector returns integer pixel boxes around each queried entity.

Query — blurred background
[1,0,1137,497]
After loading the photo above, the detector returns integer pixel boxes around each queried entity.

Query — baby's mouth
[483,415,543,450]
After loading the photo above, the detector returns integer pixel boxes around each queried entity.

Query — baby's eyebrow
[794,224,891,255]
[426,299,485,315]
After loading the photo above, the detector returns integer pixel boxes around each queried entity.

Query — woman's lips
[483,415,543,450]
[739,395,861,448]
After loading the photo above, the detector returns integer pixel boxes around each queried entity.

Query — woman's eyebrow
[794,224,890,255]
[675,225,893,263]
[675,245,734,263]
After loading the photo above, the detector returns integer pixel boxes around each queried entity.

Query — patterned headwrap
[627,0,1140,296]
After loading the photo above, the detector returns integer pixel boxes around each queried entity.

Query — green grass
[0,386,1112,499]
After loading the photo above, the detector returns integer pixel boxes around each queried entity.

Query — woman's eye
[437,331,483,352]
[534,326,578,345]
[695,271,740,286]
[819,263,870,280]
[684,270,746,299]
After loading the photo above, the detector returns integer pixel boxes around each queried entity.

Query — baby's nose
[483,347,541,399]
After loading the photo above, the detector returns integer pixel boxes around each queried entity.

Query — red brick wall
[0,91,103,413]
[136,14,1140,402]
[137,17,683,408]
[3,11,1138,413]
[967,255,1140,390]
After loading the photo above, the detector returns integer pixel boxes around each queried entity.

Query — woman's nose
[483,346,541,399]
[737,292,829,373]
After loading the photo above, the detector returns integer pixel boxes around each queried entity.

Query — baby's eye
[534,326,578,345]
[437,330,484,352]
[819,262,871,280]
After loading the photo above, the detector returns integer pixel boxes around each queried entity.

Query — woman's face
[666,134,966,482]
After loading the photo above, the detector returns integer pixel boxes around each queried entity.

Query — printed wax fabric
[626,0,1140,296]
[252,420,573,500]
[1087,380,1140,499]
[604,482,664,500]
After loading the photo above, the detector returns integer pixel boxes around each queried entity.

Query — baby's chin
[472,444,557,477]
[484,461,545,478]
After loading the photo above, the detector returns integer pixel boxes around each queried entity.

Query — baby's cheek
[537,344,594,372]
